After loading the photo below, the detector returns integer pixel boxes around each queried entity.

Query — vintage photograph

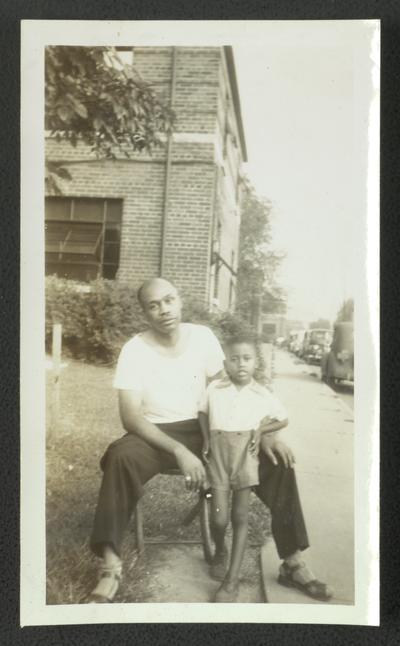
[21,20,379,625]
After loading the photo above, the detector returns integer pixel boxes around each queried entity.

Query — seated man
[87,277,332,603]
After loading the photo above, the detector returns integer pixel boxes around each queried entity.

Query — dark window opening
[45,197,122,281]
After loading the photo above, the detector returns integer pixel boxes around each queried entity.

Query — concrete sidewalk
[261,349,354,605]
[120,543,265,603]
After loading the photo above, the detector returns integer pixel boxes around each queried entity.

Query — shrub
[181,294,269,384]
[45,277,268,381]
[45,276,146,363]
[181,294,254,342]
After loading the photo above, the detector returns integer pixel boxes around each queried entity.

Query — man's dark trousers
[90,419,309,559]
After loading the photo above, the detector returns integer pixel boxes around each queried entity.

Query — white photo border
[20,19,380,626]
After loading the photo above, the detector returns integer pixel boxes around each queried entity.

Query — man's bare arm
[258,416,289,435]
[118,390,206,490]
[198,411,210,463]
[207,369,225,385]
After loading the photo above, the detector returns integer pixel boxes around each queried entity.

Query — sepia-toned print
[21,20,379,626]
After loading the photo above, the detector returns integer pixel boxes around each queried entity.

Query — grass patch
[46,358,271,604]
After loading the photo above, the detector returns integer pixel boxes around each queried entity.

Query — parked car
[288,331,298,353]
[288,329,306,355]
[301,328,332,364]
[321,322,354,385]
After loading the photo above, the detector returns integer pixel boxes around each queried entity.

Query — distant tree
[45,46,174,192]
[309,318,331,330]
[261,288,287,315]
[236,182,285,325]
[336,298,354,323]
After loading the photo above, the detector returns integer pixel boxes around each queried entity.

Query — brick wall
[162,161,215,302]
[45,46,245,306]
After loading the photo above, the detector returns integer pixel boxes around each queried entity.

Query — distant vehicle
[302,328,332,364]
[288,331,297,352]
[321,322,354,385]
[288,329,306,355]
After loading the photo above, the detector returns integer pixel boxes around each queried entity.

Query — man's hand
[260,434,295,469]
[174,445,206,491]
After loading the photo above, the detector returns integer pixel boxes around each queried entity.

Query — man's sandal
[278,562,333,601]
[86,563,122,603]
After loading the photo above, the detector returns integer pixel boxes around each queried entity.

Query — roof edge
[223,46,248,163]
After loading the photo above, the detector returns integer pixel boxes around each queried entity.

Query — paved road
[331,383,354,411]
[293,356,354,411]
[262,348,354,605]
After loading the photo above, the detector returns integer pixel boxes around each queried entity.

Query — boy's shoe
[214,579,239,603]
[209,550,229,581]
[86,562,122,603]
[278,561,333,601]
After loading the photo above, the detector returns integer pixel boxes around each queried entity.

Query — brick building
[45,46,247,310]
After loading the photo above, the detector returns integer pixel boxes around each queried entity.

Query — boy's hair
[223,333,259,353]
[223,333,272,389]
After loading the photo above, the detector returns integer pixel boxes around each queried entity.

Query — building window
[115,46,135,67]
[45,197,122,281]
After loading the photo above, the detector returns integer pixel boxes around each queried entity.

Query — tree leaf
[72,101,88,119]
[57,105,72,122]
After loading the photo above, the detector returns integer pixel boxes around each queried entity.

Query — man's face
[141,282,182,335]
[224,342,257,385]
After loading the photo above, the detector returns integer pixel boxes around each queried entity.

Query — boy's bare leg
[210,489,230,554]
[214,487,251,602]
[209,489,230,580]
[225,487,251,583]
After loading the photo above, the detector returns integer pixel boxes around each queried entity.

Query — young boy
[198,334,288,602]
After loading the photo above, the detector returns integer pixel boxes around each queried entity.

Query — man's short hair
[137,278,177,307]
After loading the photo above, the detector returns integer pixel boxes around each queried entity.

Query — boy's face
[224,342,257,385]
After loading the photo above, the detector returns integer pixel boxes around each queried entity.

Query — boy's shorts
[207,429,259,492]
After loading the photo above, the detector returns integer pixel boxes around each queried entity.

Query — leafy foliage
[45,160,73,195]
[236,182,285,321]
[45,46,174,190]
[45,276,147,363]
[45,277,269,381]
[181,294,268,384]
[336,298,354,323]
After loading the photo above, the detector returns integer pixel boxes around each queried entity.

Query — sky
[233,22,375,324]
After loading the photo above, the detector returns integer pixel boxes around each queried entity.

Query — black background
[1,1,398,644]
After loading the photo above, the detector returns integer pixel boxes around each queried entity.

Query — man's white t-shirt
[113,323,225,424]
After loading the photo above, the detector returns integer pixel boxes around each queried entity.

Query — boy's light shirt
[199,376,287,433]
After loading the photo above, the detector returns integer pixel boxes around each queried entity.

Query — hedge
[45,276,268,379]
